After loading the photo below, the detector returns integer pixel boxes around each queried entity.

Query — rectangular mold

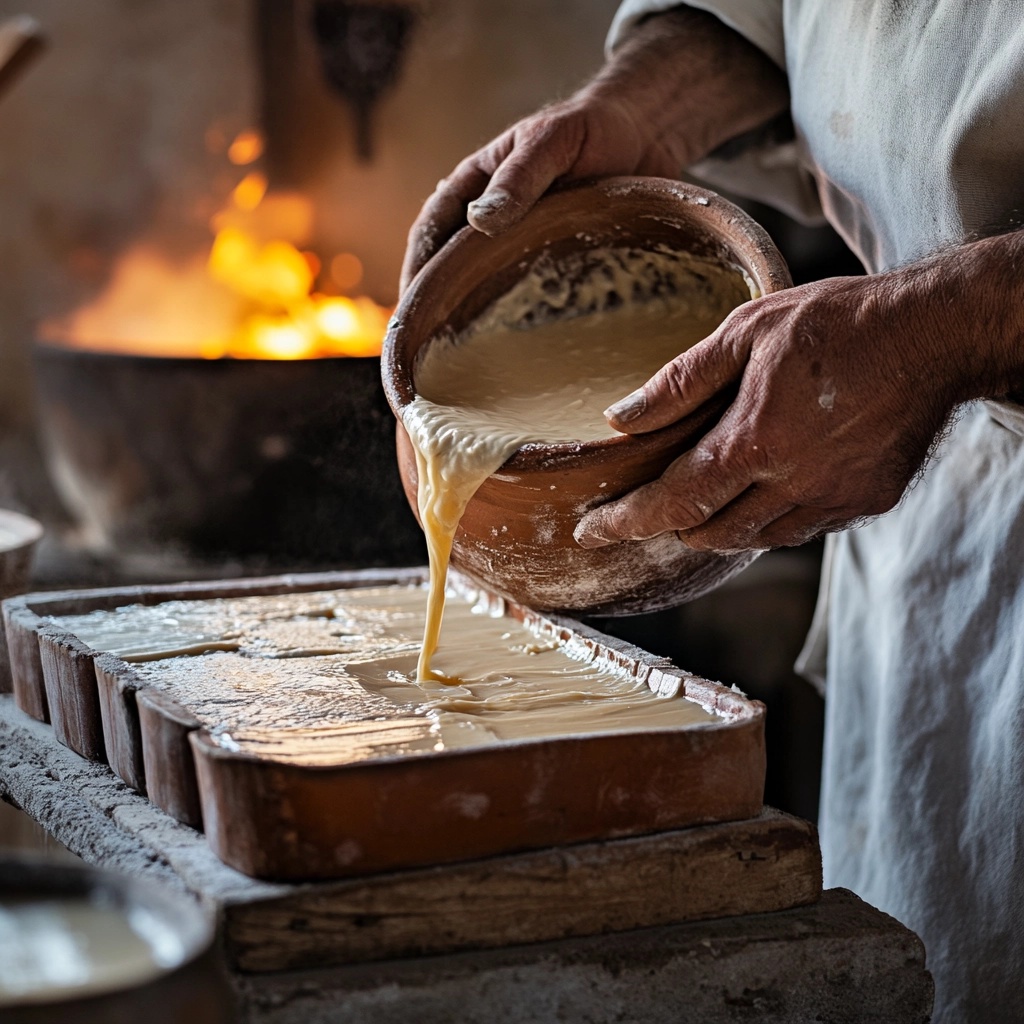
[3,568,766,882]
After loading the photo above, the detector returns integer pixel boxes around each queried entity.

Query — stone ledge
[235,888,933,1024]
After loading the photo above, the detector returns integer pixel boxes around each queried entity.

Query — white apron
[608,4,1024,1020]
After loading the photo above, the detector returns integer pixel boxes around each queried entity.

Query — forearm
[585,7,790,168]
[884,229,1024,410]
[402,5,791,289]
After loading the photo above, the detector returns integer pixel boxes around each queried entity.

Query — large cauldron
[33,346,424,571]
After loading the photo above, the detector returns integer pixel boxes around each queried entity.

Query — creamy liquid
[403,251,751,682]
[0,896,185,1004]
[50,585,721,765]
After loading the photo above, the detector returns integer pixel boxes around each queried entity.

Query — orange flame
[227,129,264,166]
[48,129,391,360]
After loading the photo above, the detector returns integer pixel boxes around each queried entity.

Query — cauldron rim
[33,339,380,368]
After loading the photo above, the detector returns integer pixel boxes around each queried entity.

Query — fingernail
[468,189,512,220]
[574,518,615,549]
[605,389,646,424]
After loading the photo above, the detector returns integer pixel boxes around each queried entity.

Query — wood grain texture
[3,602,48,721]
[37,625,106,761]
[224,808,821,973]
[139,689,203,828]
[95,655,146,794]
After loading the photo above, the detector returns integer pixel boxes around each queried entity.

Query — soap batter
[403,250,750,682]
[51,584,721,766]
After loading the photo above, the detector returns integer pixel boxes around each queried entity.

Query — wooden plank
[37,625,106,761]
[0,692,818,975]
[95,655,146,794]
[138,689,203,829]
[224,807,821,973]
[3,602,48,721]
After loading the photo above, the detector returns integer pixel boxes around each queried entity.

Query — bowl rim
[0,853,214,1007]
[383,175,791,471]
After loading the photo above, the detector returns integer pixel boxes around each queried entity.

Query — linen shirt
[609,3,1024,1021]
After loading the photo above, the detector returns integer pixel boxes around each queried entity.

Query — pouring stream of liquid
[402,275,748,683]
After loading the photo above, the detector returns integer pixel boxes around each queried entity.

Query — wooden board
[2,569,766,882]
[0,696,821,972]
[222,807,820,972]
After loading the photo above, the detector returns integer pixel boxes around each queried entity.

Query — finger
[750,505,853,549]
[467,118,585,236]
[574,438,753,548]
[675,486,794,552]
[604,316,753,434]
[400,160,497,292]
[682,497,853,552]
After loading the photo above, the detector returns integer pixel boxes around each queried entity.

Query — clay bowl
[0,856,232,1024]
[0,509,42,689]
[382,177,791,615]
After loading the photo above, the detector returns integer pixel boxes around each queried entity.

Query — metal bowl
[31,348,424,572]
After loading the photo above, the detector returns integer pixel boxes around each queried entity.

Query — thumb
[605,322,752,434]
[467,118,586,236]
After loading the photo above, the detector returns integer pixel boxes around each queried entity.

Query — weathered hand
[574,271,970,552]
[399,8,789,292]
[400,96,686,293]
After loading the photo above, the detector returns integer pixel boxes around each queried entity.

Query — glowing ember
[46,130,392,360]
[228,129,264,166]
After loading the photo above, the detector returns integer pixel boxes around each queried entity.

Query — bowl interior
[0,856,213,1008]
[384,177,789,418]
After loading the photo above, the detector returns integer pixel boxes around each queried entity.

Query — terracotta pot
[382,177,791,615]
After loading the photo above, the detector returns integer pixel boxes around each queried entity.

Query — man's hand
[400,96,686,293]
[573,249,1022,552]
[400,8,789,292]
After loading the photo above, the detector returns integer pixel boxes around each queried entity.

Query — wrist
[886,231,1024,408]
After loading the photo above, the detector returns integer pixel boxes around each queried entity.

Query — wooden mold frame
[3,568,768,882]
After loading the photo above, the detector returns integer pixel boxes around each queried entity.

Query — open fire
[44,129,391,360]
